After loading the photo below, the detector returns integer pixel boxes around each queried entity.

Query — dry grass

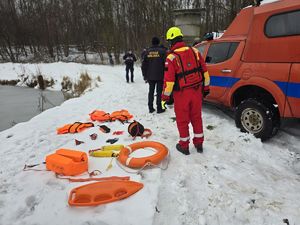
[61,71,97,99]
[73,71,92,97]
[61,76,73,91]
[0,79,20,85]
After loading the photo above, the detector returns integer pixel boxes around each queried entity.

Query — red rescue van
[196,0,300,140]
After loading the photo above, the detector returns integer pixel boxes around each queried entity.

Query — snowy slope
[0,63,300,225]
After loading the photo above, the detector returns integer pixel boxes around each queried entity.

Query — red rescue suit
[162,41,210,148]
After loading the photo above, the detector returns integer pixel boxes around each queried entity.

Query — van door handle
[221,69,232,73]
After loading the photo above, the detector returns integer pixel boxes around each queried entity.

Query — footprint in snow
[81,220,110,225]
[25,195,38,211]
[0,200,5,208]
[14,195,39,220]
[46,179,66,190]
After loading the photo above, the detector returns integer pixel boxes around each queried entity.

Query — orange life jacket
[110,110,133,122]
[57,122,94,134]
[89,109,133,122]
[89,110,111,122]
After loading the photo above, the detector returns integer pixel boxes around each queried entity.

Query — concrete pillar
[173,9,205,45]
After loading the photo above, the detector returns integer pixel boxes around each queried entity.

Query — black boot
[176,144,190,155]
[195,144,203,153]
[157,109,165,114]
[149,108,155,113]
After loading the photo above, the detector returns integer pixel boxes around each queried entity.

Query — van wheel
[235,99,278,141]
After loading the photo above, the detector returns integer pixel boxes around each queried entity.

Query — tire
[235,98,279,141]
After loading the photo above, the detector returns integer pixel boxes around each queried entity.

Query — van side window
[196,45,205,55]
[265,10,300,37]
[206,42,239,64]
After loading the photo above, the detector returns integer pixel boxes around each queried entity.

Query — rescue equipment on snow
[113,131,124,135]
[89,110,110,122]
[89,133,98,140]
[89,110,133,123]
[172,47,203,90]
[106,138,119,144]
[89,150,120,157]
[110,110,133,122]
[102,144,124,151]
[68,180,143,206]
[118,141,169,169]
[128,121,152,139]
[89,144,124,155]
[98,125,111,133]
[75,139,85,145]
[57,122,94,134]
[106,158,114,171]
[46,149,88,176]
[56,175,129,183]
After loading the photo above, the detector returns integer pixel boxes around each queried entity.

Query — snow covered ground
[0,63,300,225]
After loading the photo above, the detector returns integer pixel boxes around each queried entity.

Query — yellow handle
[102,144,124,151]
[90,150,119,157]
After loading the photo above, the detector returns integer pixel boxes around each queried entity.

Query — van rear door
[286,64,300,117]
[205,41,244,101]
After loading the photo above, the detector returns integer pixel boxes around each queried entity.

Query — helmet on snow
[166,27,183,40]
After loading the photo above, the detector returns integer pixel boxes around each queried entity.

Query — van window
[206,42,239,64]
[196,45,205,55]
[265,10,300,37]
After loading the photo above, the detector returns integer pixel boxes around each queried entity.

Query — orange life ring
[118,141,168,169]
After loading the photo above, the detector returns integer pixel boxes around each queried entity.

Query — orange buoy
[46,149,88,176]
[118,141,168,169]
[68,180,143,206]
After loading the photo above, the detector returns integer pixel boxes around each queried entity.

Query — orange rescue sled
[68,180,143,206]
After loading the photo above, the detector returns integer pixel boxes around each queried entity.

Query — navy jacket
[142,45,167,81]
[123,53,137,67]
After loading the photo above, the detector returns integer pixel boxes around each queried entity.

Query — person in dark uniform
[123,50,137,83]
[142,37,167,113]
[109,54,114,66]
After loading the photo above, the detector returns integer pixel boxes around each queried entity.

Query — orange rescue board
[68,180,143,206]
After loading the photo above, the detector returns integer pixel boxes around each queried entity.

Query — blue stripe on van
[275,81,300,98]
[210,75,300,98]
[210,76,240,87]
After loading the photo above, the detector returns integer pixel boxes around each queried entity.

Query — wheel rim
[241,108,264,134]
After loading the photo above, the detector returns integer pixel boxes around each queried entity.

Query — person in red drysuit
[161,27,210,155]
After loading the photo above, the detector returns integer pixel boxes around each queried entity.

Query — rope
[23,162,46,171]
[56,174,130,182]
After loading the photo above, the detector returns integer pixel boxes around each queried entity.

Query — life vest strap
[68,122,82,133]
[175,66,202,78]
[190,47,205,86]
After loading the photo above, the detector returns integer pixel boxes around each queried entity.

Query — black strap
[171,51,187,83]
[68,122,82,133]
[176,66,203,78]
[68,122,94,133]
